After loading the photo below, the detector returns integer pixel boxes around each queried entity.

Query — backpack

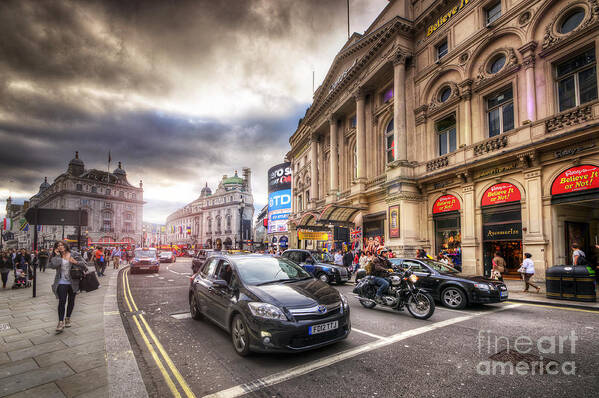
[576,254,589,266]
[364,261,374,276]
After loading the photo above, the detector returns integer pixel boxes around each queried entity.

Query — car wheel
[189,293,203,320]
[442,287,467,310]
[231,314,251,356]
[317,273,330,283]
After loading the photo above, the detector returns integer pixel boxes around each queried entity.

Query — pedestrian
[334,249,343,266]
[0,251,12,288]
[343,249,354,272]
[38,248,49,272]
[571,243,587,265]
[518,252,540,293]
[492,251,505,281]
[49,241,88,333]
[111,246,121,269]
[94,246,105,276]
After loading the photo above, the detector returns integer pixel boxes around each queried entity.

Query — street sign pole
[32,208,38,298]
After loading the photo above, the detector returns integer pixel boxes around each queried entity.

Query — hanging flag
[186,226,191,235]
[2,218,12,230]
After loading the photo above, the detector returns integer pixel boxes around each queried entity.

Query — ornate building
[288,0,599,280]
[165,169,254,249]
[7,152,144,248]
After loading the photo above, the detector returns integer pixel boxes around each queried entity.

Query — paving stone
[0,358,39,378]
[3,329,49,344]
[0,340,32,354]
[8,340,67,362]
[65,350,106,373]
[16,321,58,334]
[0,352,9,365]
[3,383,65,398]
[0,362,73,397]
[56,365,107,398]
[29,330,76,346]
[34,340,104,368]
[61,331,104,348]
[0,329,19,339]
[73,385,108,398]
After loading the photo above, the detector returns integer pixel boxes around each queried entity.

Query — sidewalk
[503,278,599,310]
[0,265,147,398]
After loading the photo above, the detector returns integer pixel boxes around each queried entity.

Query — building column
[522,153,548,278]
[310,134,319,203]
[460,174,477,275]
[329,115,338,193]
[393,53,407,161]
[519,41,538,122]
[355,88,367,181]
[459,80,473,146]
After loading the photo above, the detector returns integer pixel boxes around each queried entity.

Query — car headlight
[474,283,490,291]
[340,293,349,310]
[248,302,287,320]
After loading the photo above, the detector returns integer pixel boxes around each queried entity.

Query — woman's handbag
[80,271,100,292]
[69,266,84,280]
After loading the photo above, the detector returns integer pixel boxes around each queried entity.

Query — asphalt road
[119,258,599,398]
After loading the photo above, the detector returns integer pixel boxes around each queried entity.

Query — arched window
[560,8,584,34]
[385,119,394,163]
[101,211,112,232]
[207,218,212,233]
[353,144,358,180]
[226,215,231,230]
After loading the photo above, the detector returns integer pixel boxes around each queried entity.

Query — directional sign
[25,208,88,226]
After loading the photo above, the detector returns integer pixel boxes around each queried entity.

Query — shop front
[550,164,599,266]
[362,212,386,254]
[297,230,330,250]
[432,195,462,263]
[481,183,523,277]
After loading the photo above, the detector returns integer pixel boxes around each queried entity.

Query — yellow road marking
[506,300,599,314]
[123,268,197,398]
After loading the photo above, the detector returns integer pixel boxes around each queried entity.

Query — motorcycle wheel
[359,298,376,309]
[406,292,435,320]
[359,285,377,308]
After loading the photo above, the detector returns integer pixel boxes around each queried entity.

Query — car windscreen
[235,257,311,285]
[135,250,156,258]
[311,252,334,263]
[159,252,171,257]
[420,259,459,273]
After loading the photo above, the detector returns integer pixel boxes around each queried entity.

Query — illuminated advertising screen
[267,163,292,234]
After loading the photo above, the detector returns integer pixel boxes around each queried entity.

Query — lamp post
[239,197,245,250]
[142,227,146,247]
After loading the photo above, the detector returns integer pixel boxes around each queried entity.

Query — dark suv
[281,249,350,284]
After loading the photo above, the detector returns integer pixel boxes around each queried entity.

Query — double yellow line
[122,268,196,398]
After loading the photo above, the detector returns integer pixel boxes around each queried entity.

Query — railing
[100,227,114,233]
[365,174,386,190]
[473,135,508,156]
[545,104,592,133]
[426,156,449,172]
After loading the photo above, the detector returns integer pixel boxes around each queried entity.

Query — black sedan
[356,258,508,309]
[189,253,351,356]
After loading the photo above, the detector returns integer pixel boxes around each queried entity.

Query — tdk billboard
[267,163,292,233]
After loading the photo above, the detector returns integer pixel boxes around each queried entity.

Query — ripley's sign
[551,165,599,195]
[433,195,460,214]
[481,183,521,206]
[427,0,473,37]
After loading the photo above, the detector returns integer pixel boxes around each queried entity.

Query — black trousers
[57,284,76,321]
[1,272,8,288]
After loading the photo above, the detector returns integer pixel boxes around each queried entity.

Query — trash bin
[545,265,596,302]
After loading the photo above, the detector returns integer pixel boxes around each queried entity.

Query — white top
[334,253,343,265]
[572,249,585,265]
[522,258,535,274]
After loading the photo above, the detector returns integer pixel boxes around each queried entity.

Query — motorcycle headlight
[408,274,418,283]
[248,302,287,320]
[340,294,349,310]
[474,283,490,291]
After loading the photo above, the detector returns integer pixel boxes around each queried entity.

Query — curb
[507,298,599,312]
[104,269,149,398]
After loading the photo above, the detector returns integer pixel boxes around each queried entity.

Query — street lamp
[239,197,245,250]
[142,227,146,247]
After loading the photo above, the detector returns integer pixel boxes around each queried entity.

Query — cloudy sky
[0,0,388,223]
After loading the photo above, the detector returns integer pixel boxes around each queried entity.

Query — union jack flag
[350,226,362,240]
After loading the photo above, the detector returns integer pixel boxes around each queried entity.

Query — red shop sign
[481,183,521,206]
[433,195,460,214]
[551,165,599,195]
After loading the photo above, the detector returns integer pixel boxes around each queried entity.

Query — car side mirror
[213,279,228,288]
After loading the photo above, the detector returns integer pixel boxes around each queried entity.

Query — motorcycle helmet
[377,247,389,256]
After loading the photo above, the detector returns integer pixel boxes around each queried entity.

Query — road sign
[25,208,88,226]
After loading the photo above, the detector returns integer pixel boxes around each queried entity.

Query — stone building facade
[165,169,254,249]
[288,0,599,279]
[10,152,144,248]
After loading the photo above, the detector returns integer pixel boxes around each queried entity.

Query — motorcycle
[352,265,435,320]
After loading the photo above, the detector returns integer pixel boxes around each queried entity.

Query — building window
[80,199,89,206]
[436,40,448,60]
[486,1,502,25]
[131,193,136,200]
[76,184,82,191]
[556,48,597,112]
[306,190,310,203]
[350,116,357,128]
[382,87,393,103]
[489,55,507,74]
[436,114,457,156]
[106,188,111,195]
[385,119,394,163]
[487,86,514,137]
[352,145,358,179]
[105,202,111,209]
[559,8,585,34]
[91,186,97,193]
[297,195,303,211]
[119,191,124,198]
[438,87,451,103]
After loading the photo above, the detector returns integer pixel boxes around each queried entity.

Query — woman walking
[520,252,540,293]
[49,241,88,333]
[0,251,12,288]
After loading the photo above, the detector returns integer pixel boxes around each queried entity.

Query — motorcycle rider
[365,247,394,304]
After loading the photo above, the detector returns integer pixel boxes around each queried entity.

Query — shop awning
[295,204,366,229]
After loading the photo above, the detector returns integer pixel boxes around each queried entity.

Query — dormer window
[486,2,502,25]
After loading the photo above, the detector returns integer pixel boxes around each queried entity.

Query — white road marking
[202,303,521,398]
[168,279,175,282]
[171,312,192,320]
[351,328,387,340]
[145,275,155,278]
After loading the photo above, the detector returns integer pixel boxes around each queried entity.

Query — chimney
[242,167,251,193]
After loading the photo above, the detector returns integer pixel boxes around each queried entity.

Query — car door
[205,259,234,327]
[193,257,218,317]
[298,252,317,275]
[401,260,435,292]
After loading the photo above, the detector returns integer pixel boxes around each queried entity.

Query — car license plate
[500,291,508,298]
[309,321,338,335]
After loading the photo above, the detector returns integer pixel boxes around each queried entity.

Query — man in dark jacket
[366,248,393,303]
[342,249,354,272]
[38,249,49,272]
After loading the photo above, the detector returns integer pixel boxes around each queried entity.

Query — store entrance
[482,203,522,278]
[483,241,523,278]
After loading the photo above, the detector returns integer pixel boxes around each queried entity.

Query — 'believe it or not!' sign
[551,165,599,195]
[482,183,521,206]
[433,195,460,214]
